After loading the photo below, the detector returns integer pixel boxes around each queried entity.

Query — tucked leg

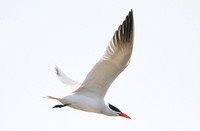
[52,104,70,108]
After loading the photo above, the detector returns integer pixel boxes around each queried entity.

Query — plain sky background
[0,0,200,131]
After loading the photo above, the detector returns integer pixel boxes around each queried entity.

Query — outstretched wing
[74,10,134,97]
[55,65,80,93]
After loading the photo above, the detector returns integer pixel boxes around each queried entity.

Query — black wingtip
[112,9,134,45]
[128,9,133,18]
[123,9,134,43]
[55,65,60,75]
[129,9,133,22]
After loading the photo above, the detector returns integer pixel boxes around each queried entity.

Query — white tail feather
[46,96,62,101]
[44,96,66,104]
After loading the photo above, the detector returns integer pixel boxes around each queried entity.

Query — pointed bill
[118,112,131,119]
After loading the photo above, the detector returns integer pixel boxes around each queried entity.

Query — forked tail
[44,96,66,104]
[44,96,68,108]
[46,96,62,101]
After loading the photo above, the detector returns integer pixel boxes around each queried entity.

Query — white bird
[47,9,134,119]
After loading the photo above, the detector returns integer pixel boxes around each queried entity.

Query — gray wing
[55,65,81,93]
[74,10,134,97]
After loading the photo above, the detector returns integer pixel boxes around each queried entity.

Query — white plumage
[47,10,134,119]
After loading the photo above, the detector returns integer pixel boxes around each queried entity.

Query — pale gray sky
[0,0,200,131]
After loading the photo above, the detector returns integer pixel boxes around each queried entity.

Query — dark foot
[52,104,70,108]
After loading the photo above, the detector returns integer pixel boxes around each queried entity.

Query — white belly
[63,94,105,114]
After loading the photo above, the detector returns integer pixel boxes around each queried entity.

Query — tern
[46,10,134,119]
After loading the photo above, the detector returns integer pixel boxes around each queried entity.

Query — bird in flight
[46,9,134,119]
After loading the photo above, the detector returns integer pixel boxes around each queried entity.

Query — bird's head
[108,103,131,119]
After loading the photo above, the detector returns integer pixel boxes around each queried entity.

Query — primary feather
[74,10,134,97]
